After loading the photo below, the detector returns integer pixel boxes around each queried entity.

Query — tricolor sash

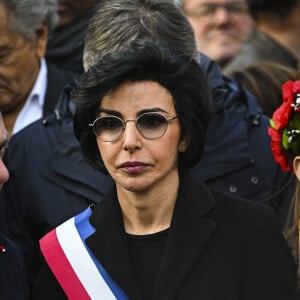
[40,207,129,300]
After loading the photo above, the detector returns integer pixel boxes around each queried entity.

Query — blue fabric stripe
[75,208,129,300]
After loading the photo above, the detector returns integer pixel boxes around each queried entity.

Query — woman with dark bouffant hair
[32,42,299,299]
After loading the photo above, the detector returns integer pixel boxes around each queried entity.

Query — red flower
[268,126,291,172]
[272,81,294,129]
[268,80,300,173]
[272,102,292,129]
[292,80,300,94]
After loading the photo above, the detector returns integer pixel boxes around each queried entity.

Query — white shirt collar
[12,58,48,134]
[28,58,47,107]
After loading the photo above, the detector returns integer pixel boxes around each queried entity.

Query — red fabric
[39,229,91,300]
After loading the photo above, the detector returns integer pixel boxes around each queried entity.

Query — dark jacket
[0,54,291,292]
[43,62,75,115]
[0,232,28,299]
[193,53,292,226]
[223,28,299,76]
[0,87,113,290]
[32,176,299,300]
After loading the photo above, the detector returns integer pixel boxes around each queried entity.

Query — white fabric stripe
[56,218,116,300]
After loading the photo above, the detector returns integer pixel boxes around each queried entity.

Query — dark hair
[83,0,197,71]
[246,0,298,19]
[72,41,212,174]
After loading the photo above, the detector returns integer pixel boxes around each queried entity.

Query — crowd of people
[0,0,300,299]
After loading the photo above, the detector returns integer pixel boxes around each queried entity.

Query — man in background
[224,0,300,75]
[177,0,253,69]
[0,0,73,137]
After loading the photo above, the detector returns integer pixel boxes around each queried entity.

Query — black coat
[32,176,299,300]
[193,53,292,226]
[0,55,292,292]
[0,89,113,290]
[0,232,28,299]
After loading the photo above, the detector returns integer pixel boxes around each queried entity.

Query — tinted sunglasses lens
[137,113,168,139]
[94,116,124,141]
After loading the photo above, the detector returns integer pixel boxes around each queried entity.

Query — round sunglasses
[89,112,178,142]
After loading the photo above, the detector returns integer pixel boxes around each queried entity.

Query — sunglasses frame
[89,112,178,142]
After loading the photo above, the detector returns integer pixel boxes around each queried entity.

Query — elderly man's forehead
[0,2,22,37]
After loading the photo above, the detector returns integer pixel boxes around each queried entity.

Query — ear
[178,139,188,153]
[293,156,300,181]
[34,20,48,59]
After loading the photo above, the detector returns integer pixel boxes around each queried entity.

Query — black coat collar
[86,175,216,300]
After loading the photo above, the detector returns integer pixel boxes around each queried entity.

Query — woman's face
[95,81,187,193]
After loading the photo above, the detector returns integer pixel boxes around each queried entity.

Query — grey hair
[1,0,58,41]
[83,0,197,71]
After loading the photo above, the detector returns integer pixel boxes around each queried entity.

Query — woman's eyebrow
[97,108,122,118]
[137,108,167,116]
[97,107,168,118]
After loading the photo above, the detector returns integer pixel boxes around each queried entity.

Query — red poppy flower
[268,126,290,172]
[272,81,294,129]
[268,80,300,173]
[271,102,292,130]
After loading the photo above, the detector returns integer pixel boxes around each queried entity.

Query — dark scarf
[46,8,96,74]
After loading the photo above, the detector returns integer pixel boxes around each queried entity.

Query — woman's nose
[122,121,141,152]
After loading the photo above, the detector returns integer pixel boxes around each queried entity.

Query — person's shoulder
[9,83,73,147]
[8,114,56,144]
[209,186,279,226]
[188,177,280,228]
[210,186,273,212]
[5,110,65,163]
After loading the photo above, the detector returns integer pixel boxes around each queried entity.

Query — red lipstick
[121,162,148,174]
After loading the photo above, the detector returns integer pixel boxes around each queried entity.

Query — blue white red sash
[40,207,129,300]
